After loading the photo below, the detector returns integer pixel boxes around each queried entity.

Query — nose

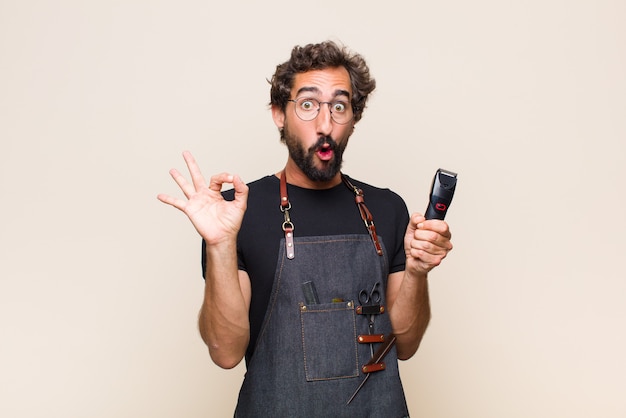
[315,103,333,135]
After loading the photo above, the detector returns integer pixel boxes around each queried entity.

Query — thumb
[409,213,426,233]
[232,175,250,205]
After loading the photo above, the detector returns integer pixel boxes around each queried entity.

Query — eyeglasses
[287,97,354,125]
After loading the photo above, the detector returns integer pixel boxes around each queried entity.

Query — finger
[232,175,249,204]
[416,229,452,248]
[208,172,236,192]
[411,241,451,259]
[416,219,452,240]
[412,236,453,256]
[408,237,450,261]
[169,168,196,199]
[410,213,426,230]
[156,193,187,212]
[410,232,447,253]
[412,221,453,251]
[182,151,208,191]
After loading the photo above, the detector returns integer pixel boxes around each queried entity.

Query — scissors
[358,281,382,357]
[358,281,381,306]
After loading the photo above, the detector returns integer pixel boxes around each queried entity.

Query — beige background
[1,0,625,417]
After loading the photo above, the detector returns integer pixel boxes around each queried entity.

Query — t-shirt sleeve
[387,192,410,274]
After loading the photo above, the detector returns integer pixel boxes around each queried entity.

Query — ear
[271,104,285,129]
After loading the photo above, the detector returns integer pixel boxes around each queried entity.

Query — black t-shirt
[202,174,410,364]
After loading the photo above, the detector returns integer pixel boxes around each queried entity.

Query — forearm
[388,270,431,360]
[198,239,250,369]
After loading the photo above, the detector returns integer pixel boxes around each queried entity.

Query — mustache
[309,136,337,152]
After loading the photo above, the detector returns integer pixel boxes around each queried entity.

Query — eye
[332,101,348,113]
[299,99,317,112]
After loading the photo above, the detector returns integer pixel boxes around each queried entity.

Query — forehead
[292,67,352,98]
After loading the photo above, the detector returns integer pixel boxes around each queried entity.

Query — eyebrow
[294,86,351,99]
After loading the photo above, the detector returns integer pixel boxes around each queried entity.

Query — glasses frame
[287,97,354,125]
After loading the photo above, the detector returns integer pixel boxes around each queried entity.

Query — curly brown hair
[269,41,376,123]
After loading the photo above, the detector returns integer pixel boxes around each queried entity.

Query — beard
[282,123,348,182]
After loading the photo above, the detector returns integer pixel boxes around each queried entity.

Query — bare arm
[386,213,452,360]
[157,151,251,369]
[199,261,251,369]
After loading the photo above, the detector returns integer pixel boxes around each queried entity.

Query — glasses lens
[329,101,351,124]
[295,98,319,121]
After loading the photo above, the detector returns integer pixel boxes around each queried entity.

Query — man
[158,41,452,417]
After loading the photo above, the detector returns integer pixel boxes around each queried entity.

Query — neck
[278,159,342,190]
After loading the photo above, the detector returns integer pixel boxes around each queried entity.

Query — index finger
[207,172,236,192]
[418,219,452,239]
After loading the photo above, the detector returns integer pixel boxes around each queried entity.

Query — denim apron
[234,233,410,417]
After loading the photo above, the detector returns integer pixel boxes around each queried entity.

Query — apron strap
[279,171,295,259]
[278,171,384,259]
[341,174,384,256]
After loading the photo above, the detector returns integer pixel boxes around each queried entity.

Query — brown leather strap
[366,333,397,368]
[279,171,295,259]
[341,174,384,256]
[357,334,386,344]
[279,170,290,209]
[362,362,386,373]
[279,171,384,259]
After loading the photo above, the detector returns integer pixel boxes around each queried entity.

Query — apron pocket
[300,301,358,381]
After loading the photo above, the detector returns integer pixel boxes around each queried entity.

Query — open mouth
[315,141,335,161]
[317,147,334,161]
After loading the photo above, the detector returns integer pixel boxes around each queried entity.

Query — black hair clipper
[425,168,457,220]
